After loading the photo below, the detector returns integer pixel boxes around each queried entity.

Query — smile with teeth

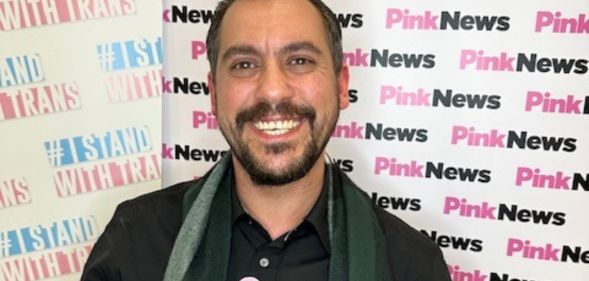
[253,119,301,136]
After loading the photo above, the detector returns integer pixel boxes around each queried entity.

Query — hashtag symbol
[0,232,11,258]
[97,43,115,71]
[45,140,64,167]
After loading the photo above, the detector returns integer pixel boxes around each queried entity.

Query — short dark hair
[206,0,343,76]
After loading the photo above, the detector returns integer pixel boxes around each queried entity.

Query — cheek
[216,82,255,116]
[295,77,338,108]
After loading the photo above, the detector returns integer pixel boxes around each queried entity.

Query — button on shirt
[226,183,330,281]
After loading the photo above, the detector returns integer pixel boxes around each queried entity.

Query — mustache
[235,101,316,130]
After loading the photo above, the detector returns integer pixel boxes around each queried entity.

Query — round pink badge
[239,277,260,281]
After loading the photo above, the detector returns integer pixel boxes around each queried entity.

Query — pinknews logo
[0,0,136,31]
[379,85,501,110]
[192,41,207,60]
[332,122,427,142]
[332,158,354,172]
[421,230,483,252]
[459,50,588,74]
[374,157,491,183]
[164,10,363,27]
[163,76,209,95]
[193,111,218,129]
[447,265,487,281]
[343,49,435,68]
[525,91,589,115]
[443,197,566,226]
[162,143,227,162]
[163,6,213,24]
[447,264,549,281]
[335,13,363,28]
[0,177,31,209]
[450,126,577,152]
[516,167,588,192]
[347,89,359,103]
[535,11,589,34]
[386,9,510,31]
[371,192,421,212]
[507,238,589,264]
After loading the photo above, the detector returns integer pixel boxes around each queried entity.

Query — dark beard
[222,100,337,186]
[235,138,321,185]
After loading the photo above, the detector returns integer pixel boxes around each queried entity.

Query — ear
[208,72,217,116]
[337,64,350,110]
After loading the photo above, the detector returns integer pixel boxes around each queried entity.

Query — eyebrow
[278,41,322,56]
[221,45,261,62]
[220,41,323,62]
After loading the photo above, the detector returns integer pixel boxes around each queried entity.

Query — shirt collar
[230,164,331,253]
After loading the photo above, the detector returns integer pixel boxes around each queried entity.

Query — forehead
[218,0,328,53]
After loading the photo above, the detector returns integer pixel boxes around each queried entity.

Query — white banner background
[163,1,589,280]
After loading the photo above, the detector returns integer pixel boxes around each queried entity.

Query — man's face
[209,0,349,185]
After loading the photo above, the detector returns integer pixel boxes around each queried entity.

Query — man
[82,0,452,280]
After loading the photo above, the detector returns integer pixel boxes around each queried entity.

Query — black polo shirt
[227,175,330,281]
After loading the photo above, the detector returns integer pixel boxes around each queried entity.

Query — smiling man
[81,1,452,281]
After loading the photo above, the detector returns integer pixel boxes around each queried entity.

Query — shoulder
[99,178,202,243]
[337,169,447,270]
[373,207,439,256]
[81,179,201,281]
[106,179,198,246]
[337,169,450,280]
[373,207,451,281]
[114,179,195,220]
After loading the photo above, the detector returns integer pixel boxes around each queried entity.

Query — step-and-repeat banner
[0,1,162,280]
[163,1,589,280]
[1,0,587,280]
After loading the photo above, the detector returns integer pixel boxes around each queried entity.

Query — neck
[233,153,326,240]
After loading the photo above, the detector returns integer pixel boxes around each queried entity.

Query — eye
[286,57,316,73]
[288,57,314,66]
[232,61,256,69]
[229,60,259,77]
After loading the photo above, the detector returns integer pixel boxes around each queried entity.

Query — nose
[255,60,293,104]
